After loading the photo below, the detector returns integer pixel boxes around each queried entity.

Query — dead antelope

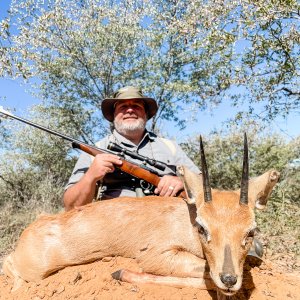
[2,135,279,298]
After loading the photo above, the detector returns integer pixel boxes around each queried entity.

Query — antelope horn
[200,136,212,202]
[240,133,249,205]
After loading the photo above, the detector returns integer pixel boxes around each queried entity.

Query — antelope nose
[220,273,237,287]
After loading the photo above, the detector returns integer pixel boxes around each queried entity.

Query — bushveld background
[0,0,299,273]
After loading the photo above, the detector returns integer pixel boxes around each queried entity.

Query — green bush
[0,172,65,260]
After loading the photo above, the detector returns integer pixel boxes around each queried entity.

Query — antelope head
[177,134,277,296]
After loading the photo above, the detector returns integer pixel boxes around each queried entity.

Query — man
[63,86,200,211]
[63,87,264,264]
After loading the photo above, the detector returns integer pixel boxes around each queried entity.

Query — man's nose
[126,107,134,113]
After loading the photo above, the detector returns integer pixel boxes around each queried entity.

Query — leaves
[0,0,299,208]
[181,123,299,201]
[1,0,299,128]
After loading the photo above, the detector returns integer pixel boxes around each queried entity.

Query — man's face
[113,99,147,135]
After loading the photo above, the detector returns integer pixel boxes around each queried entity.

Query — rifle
[0,107,186,198]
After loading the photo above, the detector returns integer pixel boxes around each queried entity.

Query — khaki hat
[101,86,158,122]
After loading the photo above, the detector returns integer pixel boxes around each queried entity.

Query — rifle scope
[107,142,166,172]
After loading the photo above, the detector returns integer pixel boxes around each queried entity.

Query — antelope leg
[112,269,214,289]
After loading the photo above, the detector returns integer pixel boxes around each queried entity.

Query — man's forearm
[63,174,98,211]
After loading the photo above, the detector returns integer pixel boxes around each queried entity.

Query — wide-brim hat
[101,86,158,122]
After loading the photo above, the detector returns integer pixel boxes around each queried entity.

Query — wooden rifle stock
[73,142,186,198]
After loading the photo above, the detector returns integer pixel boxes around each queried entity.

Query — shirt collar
[112,129,155,148]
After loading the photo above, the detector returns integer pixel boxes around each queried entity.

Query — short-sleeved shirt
[65,130,200,199]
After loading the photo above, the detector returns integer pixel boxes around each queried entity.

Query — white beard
[114,117,146,135]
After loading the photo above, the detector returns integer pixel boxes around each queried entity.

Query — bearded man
[63,86,200,211]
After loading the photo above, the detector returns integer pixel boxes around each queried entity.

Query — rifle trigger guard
[139,180,153,195]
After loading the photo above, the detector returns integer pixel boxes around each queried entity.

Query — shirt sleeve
[156,136,201,175]
[64,152,93,190]
[173,142,201,174]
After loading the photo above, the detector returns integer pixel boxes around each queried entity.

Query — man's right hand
[85,153,123,182]
[63,153,122,211]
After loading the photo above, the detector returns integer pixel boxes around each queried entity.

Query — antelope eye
[197,224,209,240]
[195,217,211,242]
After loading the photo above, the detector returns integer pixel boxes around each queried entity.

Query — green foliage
[0,108,77,208]
[0,173,64,258]
[1,0,298,132]
[182,126,298,193]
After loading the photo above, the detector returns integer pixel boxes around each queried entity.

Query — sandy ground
[1,256,299,300]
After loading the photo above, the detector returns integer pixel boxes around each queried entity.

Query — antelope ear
[238,169,280,209]
[177,166,203,205]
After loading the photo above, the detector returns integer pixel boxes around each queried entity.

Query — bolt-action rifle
[0,107,186,198]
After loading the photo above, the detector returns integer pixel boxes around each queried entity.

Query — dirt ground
[1,255,299,300]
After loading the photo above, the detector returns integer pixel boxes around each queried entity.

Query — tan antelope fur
[2,139,280,298]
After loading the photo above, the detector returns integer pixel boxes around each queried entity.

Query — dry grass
[0,176,65,268]
[256,200,300,272]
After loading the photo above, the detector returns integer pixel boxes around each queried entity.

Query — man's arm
[63,153,122,211]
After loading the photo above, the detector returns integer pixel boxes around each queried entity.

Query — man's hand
[85,153,123,182]
[154,175,183,197]
[63,153,123,211]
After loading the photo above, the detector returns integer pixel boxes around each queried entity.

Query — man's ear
[238,169,280,209]
[177,166,204,205]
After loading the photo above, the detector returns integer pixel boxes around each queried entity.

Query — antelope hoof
[111,269,124,281]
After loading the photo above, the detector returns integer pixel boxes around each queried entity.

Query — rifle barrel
[0,107,82,144]
[0,107,186,198]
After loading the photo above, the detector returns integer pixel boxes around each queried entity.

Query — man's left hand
[154,175,183,197]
